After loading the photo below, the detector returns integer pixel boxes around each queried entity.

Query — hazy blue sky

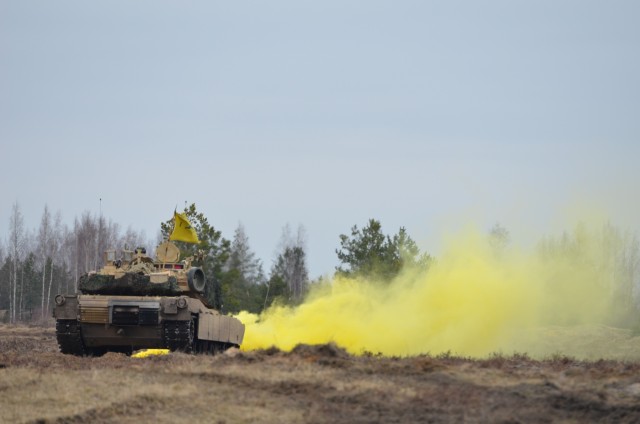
[1,1,639,276]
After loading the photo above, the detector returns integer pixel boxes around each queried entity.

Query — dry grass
[516,324,640,361]
[1,324,640,423]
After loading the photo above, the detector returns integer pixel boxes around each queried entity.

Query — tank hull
[53,294,244,355]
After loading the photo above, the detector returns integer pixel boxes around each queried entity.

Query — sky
[1,0,639,277]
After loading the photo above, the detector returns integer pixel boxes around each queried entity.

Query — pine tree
[266,224,309,307]
[222,223,265,313]
[7,202,25,323]
[336,219,431,282]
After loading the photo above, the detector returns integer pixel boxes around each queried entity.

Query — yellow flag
[169,212,200,244]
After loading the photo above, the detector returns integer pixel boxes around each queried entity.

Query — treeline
[335,220,640,327]
[0,202,432,324]
[0,203,150,323]
[536,222,640,326]
[1,202,639,329]
[0,202,310,323]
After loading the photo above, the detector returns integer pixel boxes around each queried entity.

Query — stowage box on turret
[53,241,244,355]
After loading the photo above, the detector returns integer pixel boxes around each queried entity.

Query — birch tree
[18,232,36,321]
[0,240,5,311]
[119,226,148,254]
[77,212,98,275]
[64,218,81,292]
[8,202,25,323]
[44,212,62,318]
[37,205,52,321]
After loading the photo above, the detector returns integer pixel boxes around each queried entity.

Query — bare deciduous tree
[7,202,25,323]
[44,212,62,319]
[37,205,52,321]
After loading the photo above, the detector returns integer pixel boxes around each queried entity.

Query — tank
[53,241,244,356]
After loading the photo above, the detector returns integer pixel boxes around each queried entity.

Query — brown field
[1,324,640,423]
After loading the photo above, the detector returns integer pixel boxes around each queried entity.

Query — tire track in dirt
[27,394,179,424]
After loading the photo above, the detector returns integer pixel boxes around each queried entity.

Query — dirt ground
[1,324,640,423]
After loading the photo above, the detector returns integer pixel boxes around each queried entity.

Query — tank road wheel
[163,318,195,353]
[55,320,88,356]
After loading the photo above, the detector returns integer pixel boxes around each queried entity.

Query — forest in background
[1,201,639,330]
[0,202,311,323]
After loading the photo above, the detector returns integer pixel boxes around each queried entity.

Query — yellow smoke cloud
[238,225,631,358]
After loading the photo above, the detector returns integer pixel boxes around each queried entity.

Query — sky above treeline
[1,1,639,277]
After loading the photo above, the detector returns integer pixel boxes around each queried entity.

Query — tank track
[163,319,194,353]
[194,339,237,355]
[55,319,88,356]
[163,318,238,355]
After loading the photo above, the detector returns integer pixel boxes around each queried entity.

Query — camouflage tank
[53,241,244,356]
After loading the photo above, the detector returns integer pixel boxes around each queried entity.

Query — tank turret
[78,242,209,303]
